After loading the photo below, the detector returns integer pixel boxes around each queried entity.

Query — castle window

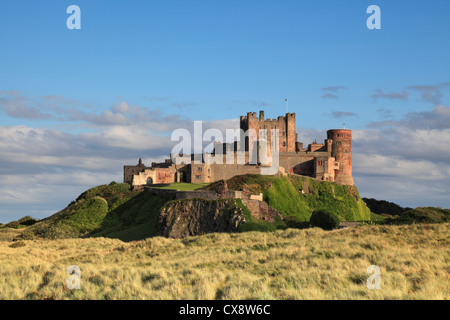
[283,141,286,147]
[197,167,202,172]
[195,175,201,180]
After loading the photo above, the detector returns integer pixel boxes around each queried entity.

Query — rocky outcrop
[241,198,282,223]
[159,199,246,238]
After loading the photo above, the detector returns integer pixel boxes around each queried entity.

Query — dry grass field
[0,223,448,300]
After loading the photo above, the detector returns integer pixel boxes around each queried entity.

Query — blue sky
[1,0,450,222]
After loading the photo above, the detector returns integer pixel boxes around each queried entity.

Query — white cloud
[1,91,449,222]
[0,110,242,222]
[352,106,450,207]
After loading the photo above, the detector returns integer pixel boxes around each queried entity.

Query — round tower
[327,129,354,185]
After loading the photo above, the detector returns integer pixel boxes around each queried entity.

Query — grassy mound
[30,182,170,241]
[25,174,372,240]
[7,175,448,241]
[205,174,372,222]
[396,207,450,224]
[362,197,411,216]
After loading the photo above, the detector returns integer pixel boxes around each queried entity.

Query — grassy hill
[28,182,169,241]
[389,207,450,224]
[362,197,412,216]
[6,174,378,241]
[204,174,373,222]
[1,176,448,300]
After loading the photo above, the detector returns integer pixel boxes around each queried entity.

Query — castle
[124,111,354,188]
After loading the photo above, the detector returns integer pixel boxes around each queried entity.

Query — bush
[5,221,19,229]
[14,229,35,241]
[310,209,341,230]
[397,207,450,224]
[18,216,38,226]
[9,241,26,248]
[362,197,410,216]
[283,216,310,229]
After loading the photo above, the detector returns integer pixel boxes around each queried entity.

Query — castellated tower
[327,129,354,185]
[240,111,297,153]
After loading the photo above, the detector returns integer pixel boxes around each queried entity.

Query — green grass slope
[204,174,372,222]
[362,197,411,216]
[25,174,373,241]
[30,182,171,241]
[393,207,450,224]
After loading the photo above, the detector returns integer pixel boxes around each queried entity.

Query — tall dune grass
[0,223,448,300]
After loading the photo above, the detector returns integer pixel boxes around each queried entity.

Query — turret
[327,129,354,185]
[286,113,296,152]
[259,111,265,121]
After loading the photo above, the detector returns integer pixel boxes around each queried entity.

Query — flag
[285,99,287,101]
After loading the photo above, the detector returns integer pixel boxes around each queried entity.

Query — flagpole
[285,99,288,113]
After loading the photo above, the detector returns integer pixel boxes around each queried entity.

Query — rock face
[159,199,246,238]
[241,198,282,223]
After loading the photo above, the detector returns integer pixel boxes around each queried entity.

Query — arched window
[146,177,153,185]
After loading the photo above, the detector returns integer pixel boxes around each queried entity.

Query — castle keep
[124,111,354,187]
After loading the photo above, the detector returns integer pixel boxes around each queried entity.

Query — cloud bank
[0,91,449,222]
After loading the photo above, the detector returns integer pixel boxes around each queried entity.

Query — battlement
[240,111,295,124]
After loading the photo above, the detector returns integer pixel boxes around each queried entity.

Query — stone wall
[241,198,282,223]
[176,190,244,200]
[240,111,296,153]
[145,187,244,201]
[132,166,177,187]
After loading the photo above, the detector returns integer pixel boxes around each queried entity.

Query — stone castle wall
[240,111,297,153]
[145,187,244,201]
[124,111,354,187]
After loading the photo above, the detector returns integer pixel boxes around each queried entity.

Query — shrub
[283,216,310,229]
[9,241,26,248]
[310,209,341,230]
[398,207,450,224]
[18,216,38,226]
[5,221,19,229]
[362,197,410,216]
[14,229,35,241]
